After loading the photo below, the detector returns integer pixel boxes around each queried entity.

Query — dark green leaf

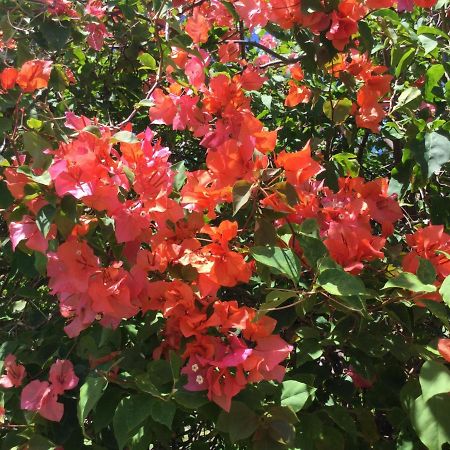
[383,272,436,293]
[317,268,367,296]
[150,398,176,429]
[280,380,316,412]
[113,394,153,450]
[78,376,108,435]
[251,246,302,281]
[410,394,450,450]
[232,180,253,215]
[216,401,259,443]
[35,204,56,238]
[419,360,450,402]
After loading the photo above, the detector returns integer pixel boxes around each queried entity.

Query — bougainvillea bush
[0,0,450,448]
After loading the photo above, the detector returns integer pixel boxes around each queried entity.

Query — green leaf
[251,246,302,281]
[35,204,56,238]
[417,258,437,284]
[112,131,140,144]
[297,219,328,269]
[280,380,316,412]
[439,276,450,307]
[138,53,157,70]
[216,401,259,443]
[317,268,367,296]
[323,98,352,123]
[169,351,182,382]
[332,152,360,177]
[23,131,52,169]
[383,272,436,293]
[410,394,450,450]
[411,132,450,179]
[149,398,176,429]
[40,21,71,51]
[16,166,52,186]
[417,25,450,40]
[358,21,373,53]
[232,180,253,215]
[419,360,450,402]
[418,34,438,55]
[78,376,108,436]
[425,64,445,102]
[173,389,208,409]
[393,86,421,111]
[172,161,186,191]
[135,373,160,397]
[394,48,415,77]
[259,290,298,315]
[113,394,153,450]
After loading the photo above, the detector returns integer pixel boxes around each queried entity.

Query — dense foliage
[0,0,450,449]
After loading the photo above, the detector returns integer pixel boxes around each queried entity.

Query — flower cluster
[332,50,393,132]
[21,360,78,422]
[0,60,52,93]
[0,354,26,389]
[147,278,292,411]
[263,142,403,273]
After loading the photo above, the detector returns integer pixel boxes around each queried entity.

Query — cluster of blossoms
[0,356,78,422]
[150,56,275,218]
[42,0,110,51]
[3,112,291,414]
[181,0,437,51]
[332,50,393,132]
[0,60,52,93]
[148,271,292,411]
[402,225,450,303]
[231,140,403,274]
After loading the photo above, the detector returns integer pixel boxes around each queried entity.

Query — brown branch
[225,39,301,65]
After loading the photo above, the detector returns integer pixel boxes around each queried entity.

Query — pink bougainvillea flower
[49,360,79,394]
[9,216,56,253]
[85,22,110,51]
[0,354,26,388]
[20,380,64,422]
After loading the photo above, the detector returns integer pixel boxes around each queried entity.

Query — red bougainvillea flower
[0,354,26,388]
[325,12,358,51]
[85,22,110,51]
[88,263,139,320]
[344,366,374,389]
[21,381,63,422]
[48,360,79,395]
[403,225,450,280]
[438,338,450,362]
[16,60,52,93]
[414,0,438,7]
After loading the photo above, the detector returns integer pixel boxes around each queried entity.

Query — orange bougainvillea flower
[0,67,18,90]
[185,10,211,44]
[284,80,312,107]
[438,339,450,362]
[16,60,52,92]
[276,141,323,186]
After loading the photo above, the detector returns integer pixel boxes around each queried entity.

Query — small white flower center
[196,375,204,385]
[191,364,199,372]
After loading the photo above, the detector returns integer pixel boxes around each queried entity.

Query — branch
[225,39,301,65]
[356,129,370,175]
